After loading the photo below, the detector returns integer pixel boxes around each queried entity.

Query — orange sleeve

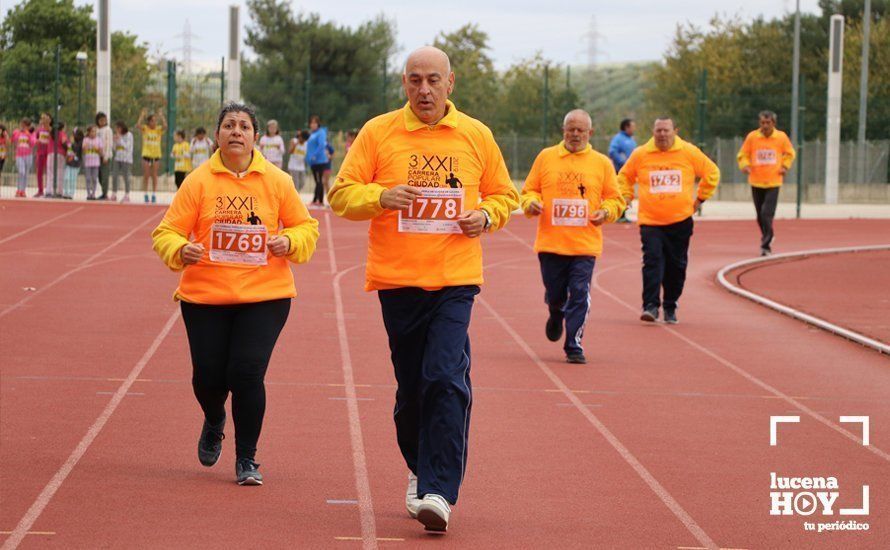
[327,125,387,220]
[477,128,519,231]
[599,158,626,222]
[277,178,319,264]
[520,151,544,216]
[617,150,639,201]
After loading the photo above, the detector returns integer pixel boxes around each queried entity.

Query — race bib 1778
[398,187,464,234]
[648,170,682,194]
[209,223,268,265]
[551,198,588,227]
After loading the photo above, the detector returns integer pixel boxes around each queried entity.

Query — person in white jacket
[96,112,114,200]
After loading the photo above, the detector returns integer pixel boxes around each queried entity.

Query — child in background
[13,118,35,198]
[112,121,134,202]
[0,125,8,178]
[259,119,285,169]
[46,121,69,198]
[136,108,166,203]
[287,130,308,191]
[190,127,213,168]
[82,125,103,200]
[64,128,84,200]
[35,114,52,197]
[172,130,191,189]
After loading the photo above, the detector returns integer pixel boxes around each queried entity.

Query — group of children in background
[1,113,350,205]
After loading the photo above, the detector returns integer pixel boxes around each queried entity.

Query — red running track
[1,201,889,549]
[731,249,890,346]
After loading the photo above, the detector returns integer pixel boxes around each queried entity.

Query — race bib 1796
[551,198,588,227]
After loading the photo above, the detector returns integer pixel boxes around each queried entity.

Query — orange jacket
[737,129,796,188]
[520,142,625,256]
[328,101,519,291]
[617,137,720,226]
[151,149,319,304]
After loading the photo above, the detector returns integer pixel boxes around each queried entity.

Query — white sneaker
[416,493,450,532]
[406,473,421,518]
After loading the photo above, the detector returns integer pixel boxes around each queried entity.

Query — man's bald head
[402,46,455,125]
[563,109,592,129]
[404,46,451,76]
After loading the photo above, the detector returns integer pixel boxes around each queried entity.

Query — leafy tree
[433,24,497,122]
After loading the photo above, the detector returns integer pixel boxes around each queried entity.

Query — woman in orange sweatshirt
[152,103,319,486]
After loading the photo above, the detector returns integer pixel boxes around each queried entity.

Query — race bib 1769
[209,223,268,265]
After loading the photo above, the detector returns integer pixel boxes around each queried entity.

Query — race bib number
[398,187,464,234]
[648,170,682,194]
[209,223,268,265]
[551,198,589,227]
[755,149,777,165]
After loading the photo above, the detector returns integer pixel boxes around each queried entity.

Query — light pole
[76,51,88,128]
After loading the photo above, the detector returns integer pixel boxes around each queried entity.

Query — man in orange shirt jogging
[736,110,796,256]
[521,109,625,364]
[329,46,519,533]
[618,117,720,324]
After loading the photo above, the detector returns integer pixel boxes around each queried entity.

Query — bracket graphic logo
[769,415,871,533]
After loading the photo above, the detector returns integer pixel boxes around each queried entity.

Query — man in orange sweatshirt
[618,117,719,324]
[328,46,518,533]
[521,109,625,364]
[736,111,796,256]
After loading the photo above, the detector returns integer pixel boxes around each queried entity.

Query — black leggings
[180,298,291,460]
[311,164,326,203]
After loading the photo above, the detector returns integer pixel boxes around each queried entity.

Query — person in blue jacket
[608,118,636,222]
[306,115,329,207]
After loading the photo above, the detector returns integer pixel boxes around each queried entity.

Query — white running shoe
[416,493,450,532]
[406,472,421,518]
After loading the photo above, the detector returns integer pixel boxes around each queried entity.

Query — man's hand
[180,243,205,265]
[526,200,543,216]
[779,167,787,175]
[380,185,423,211]
[694,198,703,210]
[267,235,290,257]
[741,166,752,174]
[457,209,486,238]
[589,209,607,226]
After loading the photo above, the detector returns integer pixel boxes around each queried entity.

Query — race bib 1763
[648,170,683,194]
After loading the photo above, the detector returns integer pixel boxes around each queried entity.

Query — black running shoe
[198,415,225,467]
[566,353,587,364]
[236,458,263,486]
[640,307,658,322]
[664,309,678,324]
[545,314,563,342]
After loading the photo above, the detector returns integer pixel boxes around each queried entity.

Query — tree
[243,0,398,131]
[433,24,497,122]
[0,0,93,120]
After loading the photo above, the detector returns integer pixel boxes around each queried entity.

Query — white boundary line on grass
[716,244,890,355]
[325,213,378,550]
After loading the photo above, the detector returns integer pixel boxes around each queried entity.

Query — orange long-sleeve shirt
[520,142,625,256]
[736,129,796,188]
[151,149,319,304]
[617,136,720,226]
[328,101,519,291]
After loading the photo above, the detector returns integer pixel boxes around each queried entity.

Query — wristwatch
[481,209,492,231]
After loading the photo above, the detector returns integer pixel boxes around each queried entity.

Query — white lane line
[325,212,378,550]
[0,207,84,245]
[1,308,180,550]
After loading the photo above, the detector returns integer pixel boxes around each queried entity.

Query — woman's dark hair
[115,120,128,134]
[216,102,259,134]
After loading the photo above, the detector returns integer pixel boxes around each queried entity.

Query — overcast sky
[2,0,822,70]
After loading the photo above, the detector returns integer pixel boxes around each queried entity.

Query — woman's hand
[180,243,205,265]
[267,235,290,257]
